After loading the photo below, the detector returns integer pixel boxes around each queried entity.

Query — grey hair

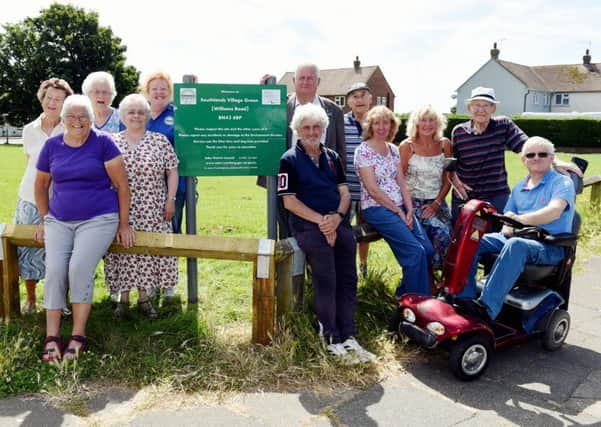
[118,94,151,123]
[521,136,555,156]
[290,104,329,134]
[294,63,320,80]
[81,71,117,103]
[60,95,94,121]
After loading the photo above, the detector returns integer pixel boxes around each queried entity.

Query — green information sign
[174,83,287,176]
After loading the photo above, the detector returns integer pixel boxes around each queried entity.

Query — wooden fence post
[2,231,21,322]
[252,239,276,344]
[275,240,294,322]
[591,182,601,209]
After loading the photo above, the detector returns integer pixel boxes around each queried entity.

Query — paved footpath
[2,257,600,426]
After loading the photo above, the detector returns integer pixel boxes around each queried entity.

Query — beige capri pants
[43,213,119,309]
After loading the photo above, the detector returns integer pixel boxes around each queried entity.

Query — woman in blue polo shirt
[277,103,375,364]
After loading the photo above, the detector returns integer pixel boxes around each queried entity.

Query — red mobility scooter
[394,158,587,381]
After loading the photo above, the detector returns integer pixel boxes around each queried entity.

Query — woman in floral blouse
[354,106,433,297]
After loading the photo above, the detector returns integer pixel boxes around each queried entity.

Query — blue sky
[3,0,600,113]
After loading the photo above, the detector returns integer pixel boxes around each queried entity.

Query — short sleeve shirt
[354,142,402,210]
[18,116,64,203]
[504,169,575,235]
[277,143,346,215]
[37,129,122,221]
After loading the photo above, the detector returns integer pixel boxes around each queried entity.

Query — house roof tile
[498,60,601,92]
[278,66,379,96]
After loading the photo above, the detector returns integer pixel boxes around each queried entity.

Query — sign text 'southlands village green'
[174,83,287,176]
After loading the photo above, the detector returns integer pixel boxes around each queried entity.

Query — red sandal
[41,336,64,363]
[63,335,88,361]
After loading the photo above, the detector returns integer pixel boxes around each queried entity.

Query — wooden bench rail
[1,224,276,345]
[584,174,601,207]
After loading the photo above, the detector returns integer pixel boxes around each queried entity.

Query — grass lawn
[0,144,600,406]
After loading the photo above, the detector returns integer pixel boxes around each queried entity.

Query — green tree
[0,3,140,125]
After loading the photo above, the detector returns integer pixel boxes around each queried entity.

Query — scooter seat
[476,280,565,311]
[520,264,557,281]
[482,254,558,282]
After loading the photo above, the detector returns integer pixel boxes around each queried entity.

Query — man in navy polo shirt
[461,137,576,320]
[278,103,375,363]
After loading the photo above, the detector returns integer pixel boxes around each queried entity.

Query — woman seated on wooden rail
[15,77,73,314]
[354,106,433,297]
[34,95,134,362]
[399,105,452,273]
[277,103,375,364]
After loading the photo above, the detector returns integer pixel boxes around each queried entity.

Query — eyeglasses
[64,115,90,122]
[470,103,493,111]
[524,152,549,159]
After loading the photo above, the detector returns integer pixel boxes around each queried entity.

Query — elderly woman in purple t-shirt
[34,95,134,362]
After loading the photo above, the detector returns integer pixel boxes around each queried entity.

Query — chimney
[490,42,500,60]
[354,56,361,72]
[583,49,592,65]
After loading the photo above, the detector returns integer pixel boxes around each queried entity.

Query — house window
[376,96,388,106]
[533,93,540,105]
[555,93,569,105]
[334,96,345,107]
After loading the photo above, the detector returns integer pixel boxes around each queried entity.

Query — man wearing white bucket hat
[450,86,580,220]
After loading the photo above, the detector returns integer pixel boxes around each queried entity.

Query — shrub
[394,113,601,149]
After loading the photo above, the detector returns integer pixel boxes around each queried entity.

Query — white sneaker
[342,337,376,363]
[326,343,361,364]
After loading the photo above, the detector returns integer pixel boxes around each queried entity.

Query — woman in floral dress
[104,94,179,319]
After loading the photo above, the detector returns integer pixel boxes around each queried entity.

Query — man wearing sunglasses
[460,136,576,321]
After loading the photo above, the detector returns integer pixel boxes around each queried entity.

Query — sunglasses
[524,152,550,159]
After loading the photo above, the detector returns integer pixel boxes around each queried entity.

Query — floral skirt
[15,198,45,280]
[412,198,452,270]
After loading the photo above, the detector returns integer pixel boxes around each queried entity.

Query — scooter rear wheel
[542,309,570,351]
[449,335,491,381]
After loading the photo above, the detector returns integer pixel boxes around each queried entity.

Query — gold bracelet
[432,200,441,207]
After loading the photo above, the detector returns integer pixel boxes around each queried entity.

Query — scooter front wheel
[449,335,492,381]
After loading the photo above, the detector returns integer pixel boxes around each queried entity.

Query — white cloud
[3,0,600,113]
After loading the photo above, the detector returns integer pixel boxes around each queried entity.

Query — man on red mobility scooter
[459,136,575,322]
[396,136,585,381]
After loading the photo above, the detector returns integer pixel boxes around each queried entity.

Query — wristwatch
[336,211,345,219]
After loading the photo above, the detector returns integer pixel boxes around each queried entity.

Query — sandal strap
[44,335,63,345]
[65,335,87,355]
[69,335,87,344]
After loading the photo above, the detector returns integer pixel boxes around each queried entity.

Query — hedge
[394,114,601,149]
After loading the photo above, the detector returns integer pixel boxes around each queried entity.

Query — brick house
[278,57,396,113]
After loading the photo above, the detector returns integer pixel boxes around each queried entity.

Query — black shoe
[138,299,158,319]
[113,302,130,320]
[459,299,493,323]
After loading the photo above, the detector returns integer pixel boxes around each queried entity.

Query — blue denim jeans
[363,206,433,297]
[461,232,565,318]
